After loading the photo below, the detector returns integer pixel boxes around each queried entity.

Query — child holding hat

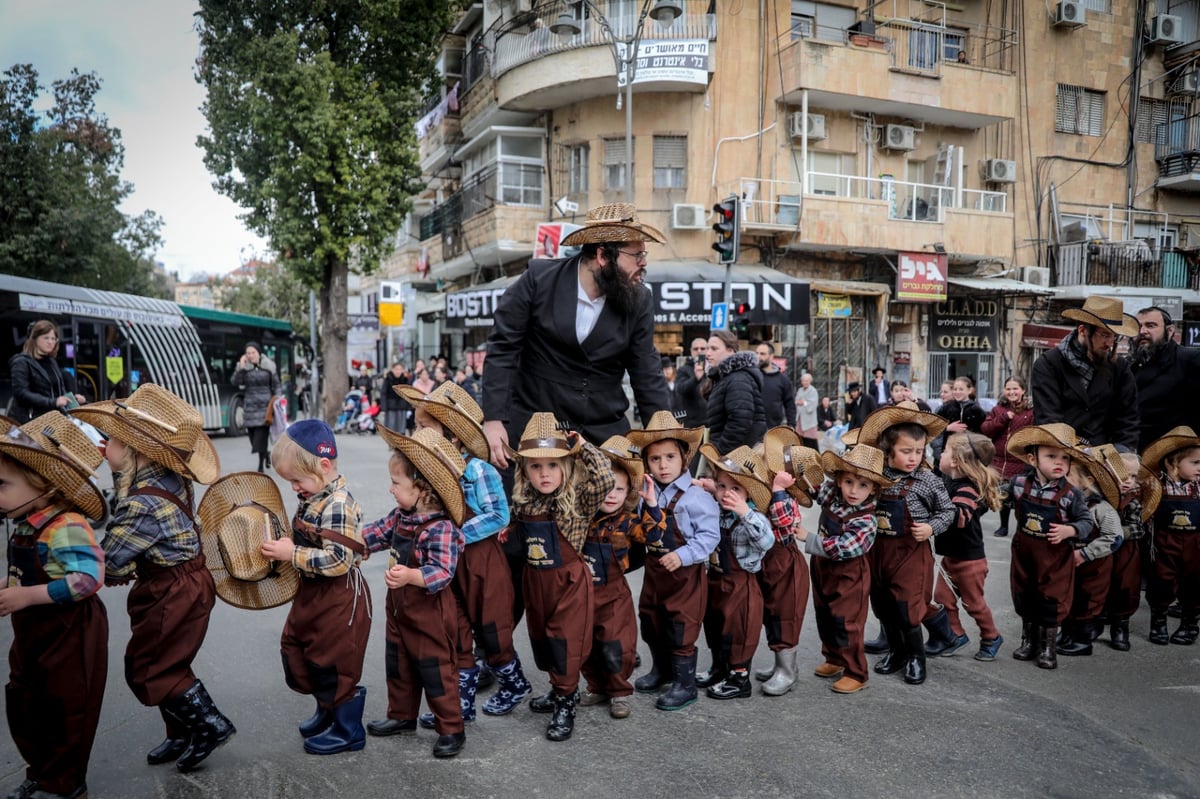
[362,426,468,758]
[1005,423,1095,669]
[626,410,718,712]
[0,412,108,799]
[1142,426,1200,646]
[265,419,371,755]
[73,384,234,772]
[510,412,615,742]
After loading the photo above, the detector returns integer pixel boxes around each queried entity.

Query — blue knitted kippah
[288,419,337,459]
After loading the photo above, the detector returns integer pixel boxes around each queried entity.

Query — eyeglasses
[618,249,648,263]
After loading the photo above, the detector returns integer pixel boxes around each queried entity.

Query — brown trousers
[933,556,1000,640]
[1068,554,1113,623]
[126,557,215,707]
[810,555,870,684]
[524,541,594,695]
[281,571,371,709]
[8,596,108,794]
[1105,540,1141,621]
[704,567,764,666]
[868,535,933,629]
[639,558,708,658]
[757,540,810,651]
[1010,534,1075,626]
[384,584,463,734]
[581,576,638,697]
[453,536,518,669]
[1148,530,1200,615]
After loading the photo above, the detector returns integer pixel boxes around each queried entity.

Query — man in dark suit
[482,203,671,467]
[845,381,877,430]
[1130,305,1200,452]
[869,366,890,406]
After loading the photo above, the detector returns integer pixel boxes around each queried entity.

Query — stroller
[334,389,365,433]
[354,401,381,434]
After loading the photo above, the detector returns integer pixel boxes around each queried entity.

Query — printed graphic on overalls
[876,513,895,533]
[582,552,598,577]
[1023,515,1044,535]
[1170,509,1195,531]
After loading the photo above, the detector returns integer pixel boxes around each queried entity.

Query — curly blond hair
[514,455,579,523]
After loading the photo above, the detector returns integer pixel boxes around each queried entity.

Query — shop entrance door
[927,352,997,403]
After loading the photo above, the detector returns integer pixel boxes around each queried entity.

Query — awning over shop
[1021,323,1074,349]
[947,275,1059,295]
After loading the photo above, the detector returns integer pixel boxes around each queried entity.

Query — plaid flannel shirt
[767,490,800,541]
[513,442,614,553]
[881,465,955,536]
[589,506,668,571]
[713,507,775,573]
[10,503,104,603]
[291,475,364,578]
[362,507,462,593]
[103,463,199,582]
[460,455,510,544]
[805,477,878,560]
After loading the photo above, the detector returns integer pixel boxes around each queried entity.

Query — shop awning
[947,275,1059,295]
[809,279,892,297]
[1021,323,1074,349]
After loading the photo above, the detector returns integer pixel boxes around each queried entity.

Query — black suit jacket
[1032,345,1139,451]
[1132,340,1200,452]
[483,256,670,445]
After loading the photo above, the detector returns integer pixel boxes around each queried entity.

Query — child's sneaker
[974,635,1004,661]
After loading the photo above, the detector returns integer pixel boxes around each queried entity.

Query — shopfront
[926,297,1001,401]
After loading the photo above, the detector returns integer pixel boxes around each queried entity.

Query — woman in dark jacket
[980,375,1034,537]
[932,375,986,474]
[9,320,85,422]
[232,341,280,472]
[381,361,411,432]
[703,330,766,453]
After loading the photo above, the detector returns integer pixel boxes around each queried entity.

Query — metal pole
[625,57,634,204]
[309,289,319,418]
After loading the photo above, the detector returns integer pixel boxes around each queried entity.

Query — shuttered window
[1136,97,1194,143]
[603,137,629,190]
[653,135,687,190]
[1056,84,1104,136]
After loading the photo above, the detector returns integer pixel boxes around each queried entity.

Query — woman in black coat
[703,330,766,453]
[9,320,85,422]
[381,361,411,433]
[232,341,280,472]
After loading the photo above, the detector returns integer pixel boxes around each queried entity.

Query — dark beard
[1131,337,1164,367]
[595,261,645,315]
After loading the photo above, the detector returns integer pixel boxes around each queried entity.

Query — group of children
[3,378,1199,797]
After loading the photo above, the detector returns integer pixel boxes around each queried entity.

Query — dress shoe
[830,676,867,694]
[366,718,416,736]
[706,669,752,700]
[432,732,465,758]
[813,662,845,679]
[1109,620,1130,651]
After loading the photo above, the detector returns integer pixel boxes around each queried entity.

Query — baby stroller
[354,401,381,434]
[334,389,365,433]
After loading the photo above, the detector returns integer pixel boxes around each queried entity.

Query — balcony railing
[1155,112,1200,177]
[1054,240,1200,290]
[418,163,546,242]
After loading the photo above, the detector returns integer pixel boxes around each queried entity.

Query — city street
[2,430,1198,799]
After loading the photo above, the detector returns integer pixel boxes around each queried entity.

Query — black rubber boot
[1036,627,1058,670]
[873,625,906,675]
[529,689,555,714]
[695,651,729,689]
[147,706,188,765]
[656,653,699,711]
[164,680,236,772]
[864,627,891,655]
[633,646,672,693]
[1170,616,1199,645]
[923,608,968,657]
[996,506,1010,537]
[903,627,927,685]
[1012,622,1036,661]
[1149,612,1170,645]
[433,731,466,758]
[1055,621,1093,656]
[545,690,578,742]
[706,664,752,700]
[1109,619,1131,651]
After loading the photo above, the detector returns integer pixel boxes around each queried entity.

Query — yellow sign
[817,293,852,318]
[105,356,124,384]
[379,302,404,327]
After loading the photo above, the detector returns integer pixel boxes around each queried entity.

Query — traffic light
[730,301,750,336]
[712,195,740,265]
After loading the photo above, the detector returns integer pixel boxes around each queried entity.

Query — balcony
[778,20,1017,128]
[1053,241,1200,292]
[1155,112,1200,192]
[416,84,462,174]
[731,175,1012,262]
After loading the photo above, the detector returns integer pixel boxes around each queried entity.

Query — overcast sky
[1,0,268,280]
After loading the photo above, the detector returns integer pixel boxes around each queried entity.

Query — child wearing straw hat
[0,412,108,799]
[625,410,718,712]
[361,427,468,758]
[1142,426,1200,646]
[72,384,235,773]
[1104,451,1160,651]
[1005,423,1095,670]
[693,445,776,700]
[264,419,371,755]
[395,382,533,723]
[509,412,615,741]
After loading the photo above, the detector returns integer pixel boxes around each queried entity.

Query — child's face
[938,447,957,476]
[838,473,874,506]
[1029,446,1071,482]
[1175,447,1200,482]
[714,475,748,511]
[0,458,47,518]
[951,381,970,401]
[890,383,906,402]
[524,457,565,495]
[1066,462,1095,493]
[104,436,128,472]
[276,456,333,498]
[645,440,684,484]
[413,408,443,434]
[887,432,926,473]
[599,469,630,514]
[388,456,422,512]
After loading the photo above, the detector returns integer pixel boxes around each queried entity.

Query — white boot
[753,657,776,682]
[762,646,799,696]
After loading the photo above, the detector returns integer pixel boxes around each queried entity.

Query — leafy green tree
[219,261,313,340]
[0,64,166,295]
[195,1,458,421]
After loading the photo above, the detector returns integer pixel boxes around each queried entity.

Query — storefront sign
[817,293,852,318]
[445,285,510,329]
[897,251,948,302]
[929,299,999,352]
[534,223,581,259]
[617,40,709,87]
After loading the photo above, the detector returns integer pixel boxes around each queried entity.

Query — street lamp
[550,1,682,203]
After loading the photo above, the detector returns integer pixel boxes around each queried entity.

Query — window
[944,27,968,62]
[603,137,630,191]
[806,151,854,196]
[460,128,545,210]
[790,1,855,43]
[653,135,687,190]
[1136,97,1194,143]
[1056,85,1105,136]
[791,13,814,39]
[1080,0,1111,12]
[565,143,589,194]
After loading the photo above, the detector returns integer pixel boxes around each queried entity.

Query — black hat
[661,356,676,369]
[847,381,862,392]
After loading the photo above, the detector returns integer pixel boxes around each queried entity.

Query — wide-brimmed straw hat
[197,472,299,610]
[1005,422,1079,459]
[1135,464,1162,522]
[762,426,821,507]
[1141,425,1200,476]
[0,412,105,520]
[503,412,582,461]
[1072,444,1122,508]
[856,400,947,448]
[378,425,468,525]
[626,410,705,461]
[1062,295,1139,337]
[598,434,645,487]
[820,444,894,489]
[699,444,773,510]
[560,202,665,246]
[72,385,219,484]
[397,381,488,460]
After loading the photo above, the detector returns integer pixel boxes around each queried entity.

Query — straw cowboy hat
[196,472,299,610]
[762,426,822,507]
[378,425,468,526]
[1005,422,1079,459]
[1135,464,1163,522]
[856,400,947,448]
[560,202,666,246]
[396,380,488,461]
[699,444,773,510]
[72,385,220,484]
[502,412,582,461]
[1062,295,1139,337]
[598,434,644,487]
[1141,425,1200,476]
[820,444,894,489]
[626,410,705,460]
[0,412,106,521]
[1072,444,1122,508]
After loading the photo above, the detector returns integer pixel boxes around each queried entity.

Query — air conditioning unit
[1150,14,1183,45]
[984,159,1017,183]
[884,124,916,151]
[1022,266,1051,288]
[789,112,827,141]
[671,203,708,230]
[1054,0,1086,29]
[1174,70,1199,95]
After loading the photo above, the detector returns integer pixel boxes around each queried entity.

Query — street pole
[625,56,634,204]
[308,288,318,418]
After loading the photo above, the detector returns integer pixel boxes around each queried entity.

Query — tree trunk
[319,256,350,424]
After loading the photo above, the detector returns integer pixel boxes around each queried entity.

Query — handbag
[264,397,276,425]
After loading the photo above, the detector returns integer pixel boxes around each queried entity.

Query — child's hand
[262,537,295,562]
[910,522,933,542]
[694,477,716,494]
[1073,550,1085,567]
[1047,523,1077,544]
[0,587,35,616]
[719,491,750,517]
[660,551,683,572]
[795,525,809,543]
[773,471,795,492]
[639,474,659,507]
[384,564,415,589]
[947,421,967,433]
[497,525,511,544]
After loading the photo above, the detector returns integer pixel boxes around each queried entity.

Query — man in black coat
[482,203,671,467]
[755,341,796,430]
[1130,306,1200,453]
[1031,295,1140,452]
[675,338,709,427]
[844,382,877,430]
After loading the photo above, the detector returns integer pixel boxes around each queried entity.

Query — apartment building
[373,0,1200,402]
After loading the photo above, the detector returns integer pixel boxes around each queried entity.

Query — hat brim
[626,426,705,461]
[560,220,666,246]
[1141,430,1200,476]
[0,416,106,521]
[762,427,815,507]
[399,388,488,461]
[72,403,220,484]
[598,448,644,488]
[1062,307,1140,337]
[1072,448,1121,508]
[857,405,947,448]
[377,424,467,526]
[197,472,299,610]
[1137,465,1162,522]
[820,449,894,488]
[698,443,773,510]
[1006,426,1077,459]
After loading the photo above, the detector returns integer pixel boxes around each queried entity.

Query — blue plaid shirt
[460,455,509,544]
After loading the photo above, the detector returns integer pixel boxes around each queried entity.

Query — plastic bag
[269,396,289,444]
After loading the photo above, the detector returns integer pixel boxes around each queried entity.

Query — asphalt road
[2,430,1198,799]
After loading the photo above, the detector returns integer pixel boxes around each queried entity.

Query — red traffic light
[735,302,749,314]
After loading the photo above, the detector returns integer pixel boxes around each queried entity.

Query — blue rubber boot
[482,654,533,716]
[303,686,366,755]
